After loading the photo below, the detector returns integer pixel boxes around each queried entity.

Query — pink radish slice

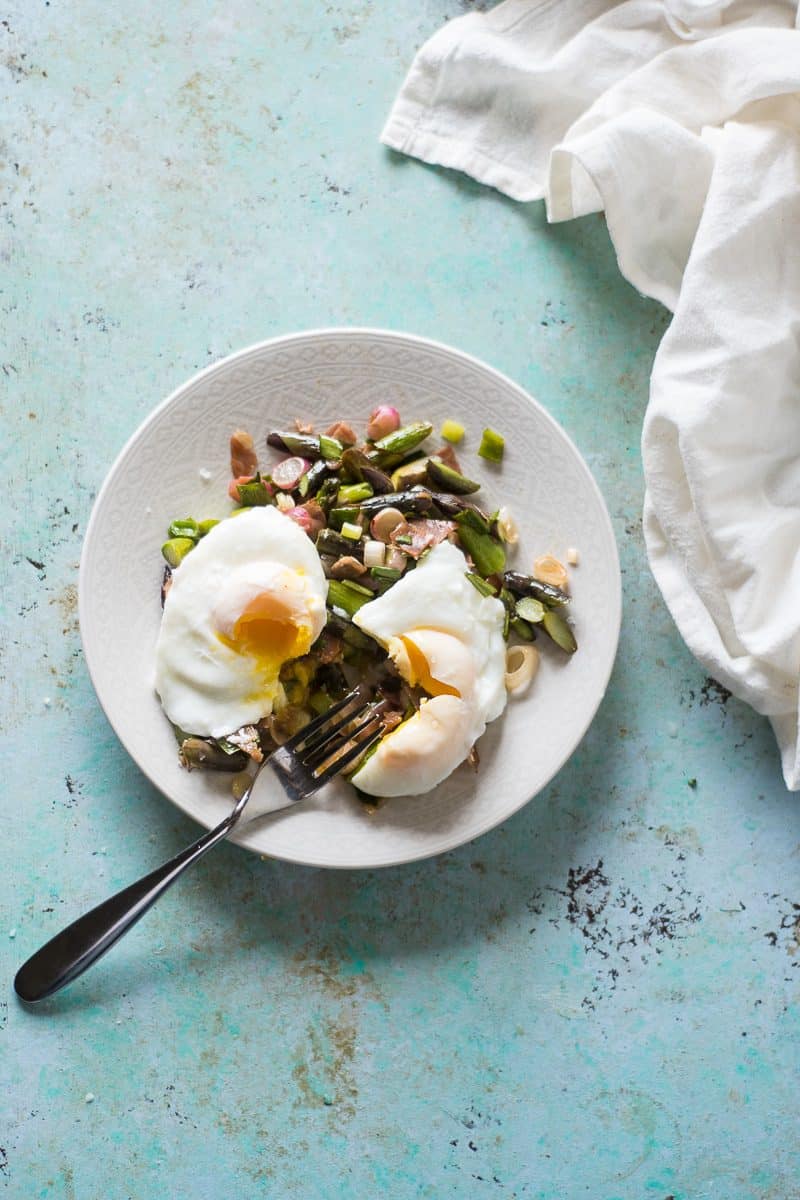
[271,456,310,490]
[366,405,401,440]
[285,506,313,533]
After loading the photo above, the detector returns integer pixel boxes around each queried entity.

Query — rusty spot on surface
[291,942,384,1008]
[199,1045,220,1069]
[175,70,249,165]
[292,1016,358,1118]
[51,584,78,633]
[655,824,703,856]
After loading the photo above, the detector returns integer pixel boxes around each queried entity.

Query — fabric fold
[382,0,800,787]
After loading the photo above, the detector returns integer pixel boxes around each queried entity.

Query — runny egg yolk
[218,591,313,677]
[389,634,462,698]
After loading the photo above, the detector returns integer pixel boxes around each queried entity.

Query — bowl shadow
[22,669,632,1015]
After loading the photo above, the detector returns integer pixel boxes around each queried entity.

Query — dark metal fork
[14,689,384,1004]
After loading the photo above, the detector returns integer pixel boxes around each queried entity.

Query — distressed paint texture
[1,3,799,1198]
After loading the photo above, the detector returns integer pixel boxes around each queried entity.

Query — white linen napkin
[382,0,800,789]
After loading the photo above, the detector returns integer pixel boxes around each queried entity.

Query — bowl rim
[79,326,622,868]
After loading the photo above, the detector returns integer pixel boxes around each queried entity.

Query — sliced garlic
[505,645,539,695]
[496,506,519,545]
[533,554,568,590]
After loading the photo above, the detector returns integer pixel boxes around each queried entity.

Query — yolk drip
[219,591,311,674]
[400,635,461,698]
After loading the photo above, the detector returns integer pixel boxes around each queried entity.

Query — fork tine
[302,704,385,770]
[280,687,365,755]
[293,694,374,759]
[313,720,384,784]
[265,693,383,804]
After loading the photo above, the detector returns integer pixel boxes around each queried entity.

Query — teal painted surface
[2,3,798,1197]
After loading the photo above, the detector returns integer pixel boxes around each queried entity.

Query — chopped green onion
[161,537,195,567]
[515,596,545,624]
[456,507,491,535]
[319,434,343,460]
[372,421,433,458]
[389,458,431,491]
[337,482,374,504]
[339,578,374,596]
[502,571,570,607]
[197,519,220,537]
[329,506,360,530]
[393,534,413,546]
[236,475,272,506]
[342,623,373,649]
[441,419,465,444]
[370,566,403,581]
[542,608,577,653]
[267,431,321,458]
[509,616,535,642]
[466,572,497,597]
[168,517,199,540]
[327,579,370,617]
[426,458,481,495]
[317,528,360,558]
[283,679,306,705]
[456,522,506,577]
[502,608,510,640]
[314,480,340,515]
[309,690,333,715]
[297,473,310,497]
[340,521,363,541]
[478,427,505,463]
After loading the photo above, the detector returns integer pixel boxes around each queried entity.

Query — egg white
[352,540,507,796]
[155,506,327,738]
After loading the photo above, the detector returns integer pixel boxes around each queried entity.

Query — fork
[14,688,384,1004]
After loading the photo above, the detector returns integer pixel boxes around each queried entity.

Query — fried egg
[352,540,507,796]
[155,506,327,738]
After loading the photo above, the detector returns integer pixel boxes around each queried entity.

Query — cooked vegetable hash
[156,408,578,800]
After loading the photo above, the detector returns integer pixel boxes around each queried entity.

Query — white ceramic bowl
[80,329,621,868]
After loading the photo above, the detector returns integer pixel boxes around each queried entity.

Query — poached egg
[155,506,327,738]
[352,540,507,796]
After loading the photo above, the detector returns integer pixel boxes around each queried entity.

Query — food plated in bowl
[154,410,580,803]
[79,329,621,868]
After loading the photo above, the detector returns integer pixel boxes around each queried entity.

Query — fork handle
[14,807,240,1004]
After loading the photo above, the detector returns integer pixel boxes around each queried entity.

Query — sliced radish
[285,506,313,533]
[366,406,401,440]
[271,456,310,490]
